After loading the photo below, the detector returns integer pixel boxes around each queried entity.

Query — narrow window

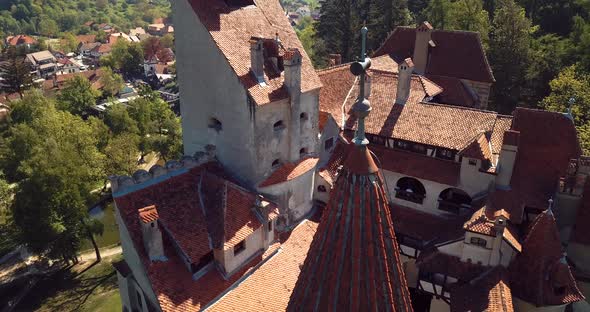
[468,159,477,166]
[300,112,308,121]
[151,222,155,228]
[233,240,246,256]
[318,185,327,193]
[470,237,487,247]
[273,120,285,131]
[268,220,272,232]
[300,147,307,157]
[272,159,280,168]
[324,138,334,151]
[208,117,222,132]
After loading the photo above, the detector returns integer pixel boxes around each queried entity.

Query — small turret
[138,205,167,262]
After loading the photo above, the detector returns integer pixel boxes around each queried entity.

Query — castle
[109,1,590,311]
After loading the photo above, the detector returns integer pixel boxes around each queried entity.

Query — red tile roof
[426,74,477,108]
[490,116,513,156]
[42,69,105,92]
[318,111,330,132]
[570,180,590,245]
[341,70,500,151]
[6,35,37,46]
[486,109,581,223]
[460,132,493,164]
[509,210,584,305]
[75,34,96,44]
[374,26,494,83]
[288,145,412,311]
[370,144,461,185]
[418,249,488,281]
[391,204,467,245]
[258,157,318,187]
[317,64,356,128]
[187,0,322,105]
[138,205,159,223]
[463,208,521,252]
[450,267,514,312]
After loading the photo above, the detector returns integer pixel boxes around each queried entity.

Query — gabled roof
[6,35,36,46]
[288,144,412,311]
[374,26,494,83]
[258,157,318,187]
[463,208,521,252]
[450,267,514,312]
[75,34,96,44]
[426,74,477,108]
[509,210,584,306]
[187,0,322,105]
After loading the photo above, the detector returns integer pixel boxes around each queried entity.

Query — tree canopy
[56,75,101,115]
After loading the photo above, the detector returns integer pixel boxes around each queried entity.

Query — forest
[298,0,590,154]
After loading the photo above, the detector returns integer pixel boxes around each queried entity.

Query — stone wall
[462,79,492,109]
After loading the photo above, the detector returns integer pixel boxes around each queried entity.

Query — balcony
[395,189,425,204]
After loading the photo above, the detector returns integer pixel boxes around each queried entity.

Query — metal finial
[349,26,372,146]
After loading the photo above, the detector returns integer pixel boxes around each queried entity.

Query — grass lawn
[81,202,121,252]
[16,254,122,312]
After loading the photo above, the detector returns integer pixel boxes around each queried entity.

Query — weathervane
[349,25,372,146]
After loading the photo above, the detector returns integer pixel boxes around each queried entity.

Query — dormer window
[436,148,455,160]
[208,117,222,132]
[273,120,285,131]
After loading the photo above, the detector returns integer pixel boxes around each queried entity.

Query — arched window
[273,120,285,131]
[438,188,472,214]
[317,185,327,192]
[272,159,280,168]
[208,117,222,132]
[395,177,426,204]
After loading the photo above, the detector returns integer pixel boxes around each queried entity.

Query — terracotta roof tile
[450,267,514,312]
[509,210,584,305]
[138,205,159,223]
[188,0,322,105]
[370,144,461,185]
[490,116,513,156]
[341,70,499,150]
[317,64,356,128]
[391,204,467,245]
[419,75,443,97]
[318,111,330,132]
[426,74,477,108]
[258,157,318,187]
[460,132,493,163]
[288,145,412,311]
[463,208,521,252]
[209,221,318,311]
[375,26,494,83]
[75,34,96,44]
[6,35,36,46]
[417,249,487,281]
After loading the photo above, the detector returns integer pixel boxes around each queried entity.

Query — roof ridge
[316,62,353,74]
[418,101,499,115]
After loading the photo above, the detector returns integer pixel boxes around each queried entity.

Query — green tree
[99,67,124,97]
[316,0,354,61]
[0,57,33,99]
[368,0,413,49]
[9,100,105,261]
[61,32,79,53]
[488,0,532,113]
[447,0,491,46]
[38,17,59,37]
[540,65,590,154]
[423,0,452,29]
[104,103,139,135]
[104,133,140,175]
[57,76,101,115]
[160,33,174,49]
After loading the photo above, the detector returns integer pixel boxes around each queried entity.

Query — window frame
[233,240,246,256]
[470,236,487,248]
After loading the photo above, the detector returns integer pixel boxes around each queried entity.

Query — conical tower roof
[287,26,413,312]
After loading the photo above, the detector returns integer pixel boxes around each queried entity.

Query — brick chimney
[396,58,414,105]
[496,130,520,189]
[489,216,507,266]
[138,205,166,262]
[413,21,434,75]
[284,48,303,162]
[250,37,265,83]
[328,53,342,66]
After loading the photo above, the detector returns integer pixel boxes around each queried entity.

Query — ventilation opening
[317,185,327,193]
[273,120,285,131]
[225,0,255,7]
[272,159,280,168]
[233,240,246,256]
[208,117,222,132]
[300,112,308,121]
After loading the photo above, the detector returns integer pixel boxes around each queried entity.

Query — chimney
[249,37,265,83]
[138,205,167,262]
[496,130,520,189]
[489,216,507,266]
[328,53,342,66]
[396,58,414,105]
[413,21,434,75]
[284,48,303,162]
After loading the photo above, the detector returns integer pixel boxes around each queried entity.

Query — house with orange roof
[5,35,37,48]
[108,1,590,312]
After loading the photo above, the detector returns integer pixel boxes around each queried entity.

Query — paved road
[78,245,122,262]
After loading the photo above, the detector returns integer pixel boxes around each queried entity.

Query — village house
[25,50,57,78]
[5,34,37,48]
[109,1,589,312]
